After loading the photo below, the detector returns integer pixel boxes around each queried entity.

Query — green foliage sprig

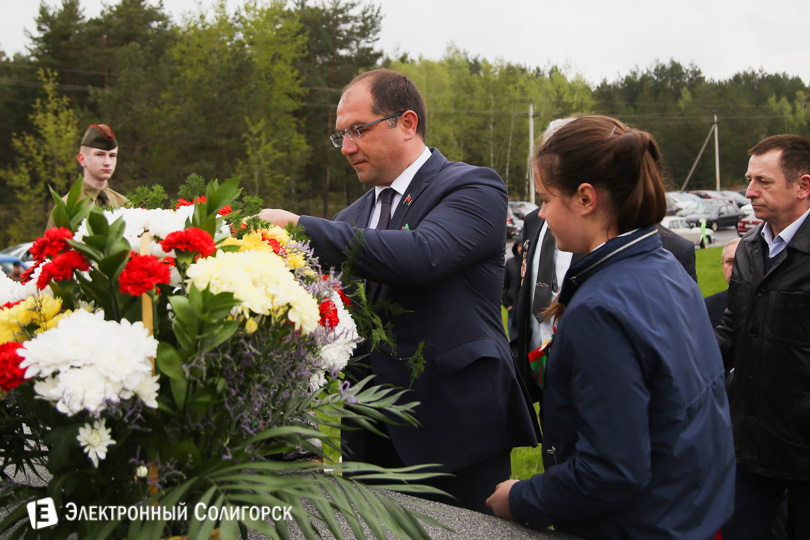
[125,185,168,210]
[339,227,428,385]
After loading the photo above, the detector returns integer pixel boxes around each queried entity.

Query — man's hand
[486,479,518,520]
[258,209,300,228]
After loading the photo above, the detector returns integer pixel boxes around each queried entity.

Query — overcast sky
[2,0,808,86]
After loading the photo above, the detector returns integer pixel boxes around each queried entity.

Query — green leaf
[170,376,188,410]
[156,342,186,380]
[208,319,239,348]
[169,295,198,328]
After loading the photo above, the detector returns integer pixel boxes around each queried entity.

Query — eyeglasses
[330,111,405,148]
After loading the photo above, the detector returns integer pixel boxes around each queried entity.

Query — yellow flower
[245,317,258,335]
[220,236,243,249]
[33,295,63,326]
[285,251,306,270]
[186,250,319,334]
[240,232,274,253]
[259,226,290,246]
[0,295,62,343]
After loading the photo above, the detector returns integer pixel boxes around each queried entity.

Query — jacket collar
[557,226,660,307]
[744,211,810,255]
[388,148,446,230]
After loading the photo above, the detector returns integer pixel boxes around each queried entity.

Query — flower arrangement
[0,177,442,539]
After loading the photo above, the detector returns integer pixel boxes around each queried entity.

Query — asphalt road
[712,227,740,246]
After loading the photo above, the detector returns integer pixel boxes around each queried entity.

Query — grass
[695,246,727,297]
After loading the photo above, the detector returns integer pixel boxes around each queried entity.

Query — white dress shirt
[368,146,431,228]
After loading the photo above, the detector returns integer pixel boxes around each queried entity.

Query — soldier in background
[46,124,127,229]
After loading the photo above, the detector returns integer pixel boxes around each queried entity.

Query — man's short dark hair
[345,69,427,141]
[749,134,810,184]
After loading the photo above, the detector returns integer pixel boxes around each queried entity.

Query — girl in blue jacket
[487,115,735,539]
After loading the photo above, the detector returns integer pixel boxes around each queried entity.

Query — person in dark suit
[511,119,698,405]
[705,237,741,328]
[259,69,539,513]
[502,240,522,337]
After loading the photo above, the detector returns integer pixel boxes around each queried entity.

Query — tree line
[2,0,808,246]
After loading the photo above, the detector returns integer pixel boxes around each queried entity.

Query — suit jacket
[511,214,700,406]
[656,224,697,282]
[704,288,728,329]
[510,210,547,404]
[299,148,539,472]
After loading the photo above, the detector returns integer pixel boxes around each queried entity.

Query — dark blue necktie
[375,188,395,230]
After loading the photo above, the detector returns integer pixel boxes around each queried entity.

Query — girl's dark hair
[534,115,667,234]
[536,115,667,323]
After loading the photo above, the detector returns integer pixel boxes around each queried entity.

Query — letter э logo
[27,497,59,529]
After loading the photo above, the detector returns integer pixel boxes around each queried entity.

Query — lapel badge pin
[404,194,412,206]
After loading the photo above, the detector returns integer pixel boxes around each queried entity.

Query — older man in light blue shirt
[717,134,810,540]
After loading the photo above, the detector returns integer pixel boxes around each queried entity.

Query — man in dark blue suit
[260,69,539,513]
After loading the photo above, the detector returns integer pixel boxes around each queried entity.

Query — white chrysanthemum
[75,207,192,256]
[74,206,230,257]
[18,309,159,416]
[77,418,115,468]
[19,309,102,377]
[32,376,62,402]
[186,250,319,333]
[129,374,160,409]
[92,319,156,384]
[318,291,360,372]
[55,366,110,416]
[309,371,327,391]
[1,267,52,306]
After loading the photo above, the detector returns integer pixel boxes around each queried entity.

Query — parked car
[739,203,755,218]
[680,200,743,231]
[661,216,714,246]
[0,254,27,280]
[687,190,737,206]
[676,197,725,216]
[665,191,702,215]
[0,242,34,264]
[506,206,521,238]
[718,190,750,208]
[737,216,764,237]
[508,201,538,220]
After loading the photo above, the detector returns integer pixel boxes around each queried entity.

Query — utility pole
[682,114,720,191]
[528,99,535,204]
[713,112,720,190]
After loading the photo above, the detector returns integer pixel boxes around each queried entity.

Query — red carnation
[119,254,172,296]
[36,251,91,290]
[175,197,230,216]
[335,287,352,308]
[1,299,24,311]
[319,299,339,328]
[0,341,28,391]
[175,196,205,209]
[321,275,354,308]
[19,260,41,285]
[265,238,282,255]
[30,228,73,260]
[160,228,216,258]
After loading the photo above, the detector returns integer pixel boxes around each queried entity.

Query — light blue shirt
[760,206,810,258]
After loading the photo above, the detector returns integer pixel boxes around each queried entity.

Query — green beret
[80,124,118,150]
